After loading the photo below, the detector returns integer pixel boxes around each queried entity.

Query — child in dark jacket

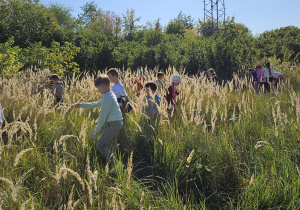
[50,74,64,104]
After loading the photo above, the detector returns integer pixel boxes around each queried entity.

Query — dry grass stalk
[67,185,75,210]
[205,166,212,172]
[92,170,98,191]
[249,174,254,186]
[79,118,87,148]
[73,195,86,209]
[53,140,58,153]
[59,167,85,190]
[186,149,195,167]
[255,141,269,149]
[128,115,142,132]
[297,166,300,176]
[112,191,117,210]
[31,201,34,210]
[158,138,163,145]
[20,199,31,210]
[85,179,93,206]
[13,148,34,166]
[119,196,126,210]
[126,151,133,188]
[105,163,109,177]
[86,155,92,186]
[0,177,18,202]
[58,135,79,146]
[140,191,144,210]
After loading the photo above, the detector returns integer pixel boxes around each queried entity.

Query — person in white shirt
[107,68,132,112]
[263,61,275,91]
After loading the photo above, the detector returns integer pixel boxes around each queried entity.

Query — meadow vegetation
[0,62,300,209]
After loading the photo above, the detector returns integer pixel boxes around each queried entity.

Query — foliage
[0,1,300,79]
[0,37,24,76]
[0,0,60,47]
[46,41,80,75]
[256,26,300,63]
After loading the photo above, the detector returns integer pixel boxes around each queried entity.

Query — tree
[122,9,141,41]
[0,0,60,47]
[46,41,80,75]
[78,1,98,26]
[166,11,194,35]
[0,37,24,76]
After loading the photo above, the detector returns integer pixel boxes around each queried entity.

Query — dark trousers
[55,98,63,104]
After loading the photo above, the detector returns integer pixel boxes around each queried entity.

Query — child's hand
[72,103,80,109]
[92,130,97,139]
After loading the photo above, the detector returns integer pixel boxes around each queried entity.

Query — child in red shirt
[165,75,181,109]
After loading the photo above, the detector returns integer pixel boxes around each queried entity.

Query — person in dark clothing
[249,68,258,91]
[207,68,219,86]
[50,74,64,104]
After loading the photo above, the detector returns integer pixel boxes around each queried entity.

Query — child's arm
[78,100,101,109]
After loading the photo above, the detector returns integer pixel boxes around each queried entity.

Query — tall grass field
[0,63,300,209]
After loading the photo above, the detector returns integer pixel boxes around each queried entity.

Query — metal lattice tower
[203,0,226,36]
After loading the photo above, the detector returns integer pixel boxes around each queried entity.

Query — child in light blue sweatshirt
[143,82,161,119]
[72,75,123,170]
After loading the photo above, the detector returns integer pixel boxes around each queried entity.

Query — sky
[40,0,300,36]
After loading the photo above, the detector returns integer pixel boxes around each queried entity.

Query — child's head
[145,82,157,95]
[265,61,270,69]
[50,74,60,84]
[207,68,216,77]
[157,72,164,80]
[107,68,119,84]
[248,68,254,74]
[171,75,181,86]
[94,75,110,94]
[255,64,262,70]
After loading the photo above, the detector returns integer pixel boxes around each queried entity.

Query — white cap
[171,75,181,83]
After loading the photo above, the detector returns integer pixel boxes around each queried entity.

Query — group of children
[249,61,283,91]
[70,69,182,170]
[0,63,282,168]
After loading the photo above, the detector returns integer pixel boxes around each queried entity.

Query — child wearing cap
[143,82,161,119]
[165,75,181,109]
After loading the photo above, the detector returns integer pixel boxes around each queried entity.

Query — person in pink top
[165,75,181,110]
[256,64,265,90]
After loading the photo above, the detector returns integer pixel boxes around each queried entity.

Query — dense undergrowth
[0,64,300,209]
